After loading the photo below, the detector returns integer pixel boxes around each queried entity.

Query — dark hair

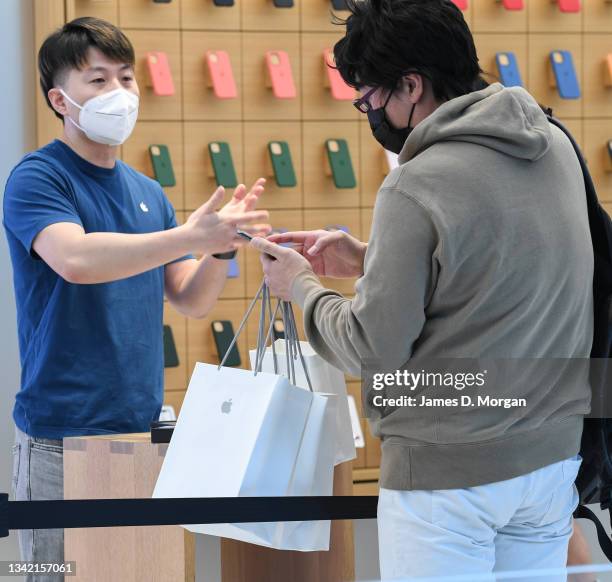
[38,17,135,120]
[333,0,485,103]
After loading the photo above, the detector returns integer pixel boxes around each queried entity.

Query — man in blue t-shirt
[3,17,270,574]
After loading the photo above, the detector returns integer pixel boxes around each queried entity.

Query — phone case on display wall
[331,0,349,10]
[549,51,580,100]
[208,142,238,188]
[273,0,294,6]
[495,52,523,88]
[228,257,240,278]
[146,52,175,96]
[211,320,241,367]
[149,145,176,188]
[265,51,297,99]
[206,50,238,99]
[163,325,179,368]
[267,141,297,188]
[501,0,523,9]
[451,0,468,11]
[557,0,581,13]
[213,0,234,6]
[325,139,357,189]
[324,48,354,101]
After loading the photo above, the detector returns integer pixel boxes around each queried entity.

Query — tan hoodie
[292,82,594,490]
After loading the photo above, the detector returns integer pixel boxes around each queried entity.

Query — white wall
[0,0,36,564]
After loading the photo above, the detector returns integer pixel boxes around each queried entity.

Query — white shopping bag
[251,339,356,465]
[152,362,338,550]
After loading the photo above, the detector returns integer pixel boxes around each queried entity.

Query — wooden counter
[64,433,355,581]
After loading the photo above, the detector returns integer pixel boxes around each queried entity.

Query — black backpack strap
[574,504,612,561]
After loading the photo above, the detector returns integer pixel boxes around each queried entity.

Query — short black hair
[38,17,135,120]
[333,0,485,103]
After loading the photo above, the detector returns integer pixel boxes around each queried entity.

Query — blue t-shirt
[3,139,193,439]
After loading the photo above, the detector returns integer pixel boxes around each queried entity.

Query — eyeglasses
[353,86,380,113]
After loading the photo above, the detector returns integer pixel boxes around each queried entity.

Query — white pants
[377,454,582,581]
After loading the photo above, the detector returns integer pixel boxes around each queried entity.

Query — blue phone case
[228,257,240,279]
[495,52,523,88]
[550,51,580,100]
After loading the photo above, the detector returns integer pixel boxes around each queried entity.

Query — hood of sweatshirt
[398,82,552,165]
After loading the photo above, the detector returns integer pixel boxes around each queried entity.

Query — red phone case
[206,50,238,99]
[146,52,175,96]
[265,50,297,99]
[323,48,354,101]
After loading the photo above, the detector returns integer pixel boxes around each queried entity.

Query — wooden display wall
[34,0,612,494]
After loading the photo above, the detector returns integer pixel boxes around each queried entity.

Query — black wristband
[212,250,237,260]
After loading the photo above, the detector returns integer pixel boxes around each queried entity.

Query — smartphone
[557,0,581,13]
[268,141,297,188]
[213,0,234,6]
[146,52,175,96]
[208,142,238,188]
[501,0,523,9]
[324,48,354,101]
[237,230,277,261]
[206,50,237,99]
[265,51,297,99]
[211,320,241,367]
[325,139,357,189]
[550,51,580,100]
[149,145,176,188]
[273,0,294,6]
[495,52,523,88]
[163,325,179,368]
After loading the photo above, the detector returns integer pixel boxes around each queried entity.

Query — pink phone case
[451,0,468,11]
[265,50,297,99]
[146,52,175,96]
[206,50,238,99]
[558,0,581,12]
[324,48,354,100]
[502,0,523,9]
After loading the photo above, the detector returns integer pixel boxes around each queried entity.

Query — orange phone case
[206,50,238,99]
[146,51,175,97]
[323,48,354,101]
[265,50,297,99]
[605,54,612,88]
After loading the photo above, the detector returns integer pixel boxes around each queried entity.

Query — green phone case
[163,325,179,368]
[268,141,297,188]
[211,320,241,367]
[326,139,356,189]
[208,142,238,188]
[149,145,176,188]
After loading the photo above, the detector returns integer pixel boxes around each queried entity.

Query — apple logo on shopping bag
[221,399,233,414]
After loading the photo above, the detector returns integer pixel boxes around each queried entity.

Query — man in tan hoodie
[251,0,594,579]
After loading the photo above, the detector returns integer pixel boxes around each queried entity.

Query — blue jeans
[377,454,582,581]
[11,425,64,582]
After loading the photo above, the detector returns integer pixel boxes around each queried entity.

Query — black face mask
[367,89,416,155]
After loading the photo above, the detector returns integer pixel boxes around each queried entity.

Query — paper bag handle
[217,279,313,392]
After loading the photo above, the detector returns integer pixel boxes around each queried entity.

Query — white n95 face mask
[60,88,139,146]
